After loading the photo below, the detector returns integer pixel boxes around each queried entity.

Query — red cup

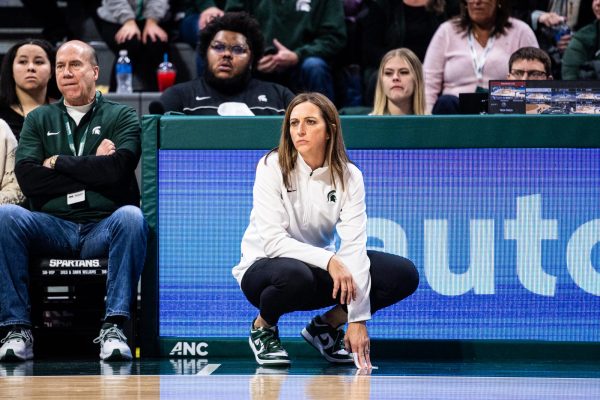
[157,70,176,92]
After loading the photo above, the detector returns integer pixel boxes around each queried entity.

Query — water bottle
[115,49,133,94]
[553,23,571,43]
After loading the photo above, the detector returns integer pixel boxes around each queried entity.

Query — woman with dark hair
[372,48,427,115]
[0,39,57,139]
[233,92,419,367]
[423,0,538,114]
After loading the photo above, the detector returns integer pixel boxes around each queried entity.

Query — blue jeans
[432,94,460,114]
[294,57,335,101]
[0,205,148,328]
[263,56,335,101]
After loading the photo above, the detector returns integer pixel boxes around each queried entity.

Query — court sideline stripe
[196,364,221,375]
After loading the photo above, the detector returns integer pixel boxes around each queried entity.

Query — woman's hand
[327,255,356,305]
[142,19,168,44]
[345,321,371,369]
[115,19,141,44]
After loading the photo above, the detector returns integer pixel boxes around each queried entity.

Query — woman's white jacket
[233,152,371,323]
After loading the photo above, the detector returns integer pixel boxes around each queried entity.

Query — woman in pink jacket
[423,0,538,113]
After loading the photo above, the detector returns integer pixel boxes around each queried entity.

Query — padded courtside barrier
[140,114,600,359]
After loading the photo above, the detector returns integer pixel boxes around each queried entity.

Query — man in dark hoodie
[160,12,294,116]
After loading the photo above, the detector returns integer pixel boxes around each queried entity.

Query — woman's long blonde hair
[266,92,350,191]
[372,48,426,116]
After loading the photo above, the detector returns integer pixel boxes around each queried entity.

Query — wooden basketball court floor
[1,358,600,399]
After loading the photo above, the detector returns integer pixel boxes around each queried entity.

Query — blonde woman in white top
[233,92,419,368]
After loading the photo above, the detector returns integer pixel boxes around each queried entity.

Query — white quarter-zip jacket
[233,152,372,322]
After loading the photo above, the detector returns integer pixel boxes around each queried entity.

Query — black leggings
[240,250,419,326]
[94,19,167,92]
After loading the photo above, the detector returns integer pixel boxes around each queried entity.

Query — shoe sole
[100,349,133,361]
[248,337,291,366]
[301,328,354,364]
[0,348,34,362]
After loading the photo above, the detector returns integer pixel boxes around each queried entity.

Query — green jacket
[15,93,141,223]
[225,0,347,62]
[562,20,600,80]
[361,0,460,67]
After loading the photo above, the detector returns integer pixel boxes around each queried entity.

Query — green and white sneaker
[301,315,353,363]
[248,321,290,366]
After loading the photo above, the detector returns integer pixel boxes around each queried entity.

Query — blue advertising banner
[158,149,600,341]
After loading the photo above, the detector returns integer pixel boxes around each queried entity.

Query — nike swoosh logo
[254,339,265,353]
[47,131,60,136]
[196,96,210,101]
[286,189,297,192]
[318,334,334,349]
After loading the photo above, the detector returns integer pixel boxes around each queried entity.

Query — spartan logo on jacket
[296,0,311,12]
[92,126,101,135]
[327,190,336,203]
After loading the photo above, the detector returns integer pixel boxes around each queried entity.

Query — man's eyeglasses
[209,42,249,56]
[509,69,548,79]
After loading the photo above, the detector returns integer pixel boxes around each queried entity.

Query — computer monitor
[488,80,600,115]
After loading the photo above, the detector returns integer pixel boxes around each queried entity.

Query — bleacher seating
[0,1,196,92]
[0,0,42,62]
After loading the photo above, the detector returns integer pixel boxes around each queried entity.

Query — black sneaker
[248,321,290,366]
[301,316,353,363]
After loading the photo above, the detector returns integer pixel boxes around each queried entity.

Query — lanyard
[63,98,98,156]
[467,30,495,82]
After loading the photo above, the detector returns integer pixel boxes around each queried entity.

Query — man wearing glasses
[507,46,553,80]
[159,12,294,116]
